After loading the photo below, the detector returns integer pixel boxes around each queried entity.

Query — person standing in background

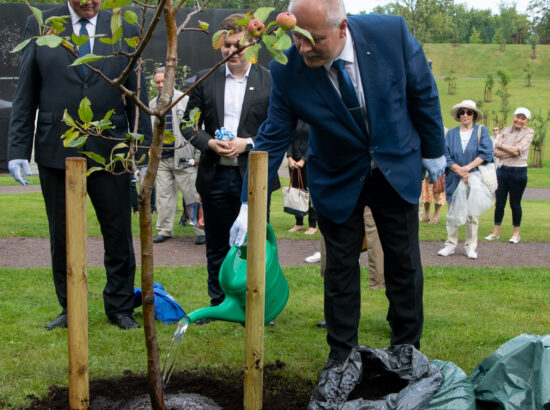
[149,66,205,245]
[485,107,534,244]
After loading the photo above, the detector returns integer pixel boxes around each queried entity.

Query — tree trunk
[139,1,179,408]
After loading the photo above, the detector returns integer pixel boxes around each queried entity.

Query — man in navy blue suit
[230,0,446,371]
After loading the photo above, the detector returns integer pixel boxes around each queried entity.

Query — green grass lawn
[0,265,548,408]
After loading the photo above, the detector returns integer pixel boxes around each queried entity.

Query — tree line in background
[6,0,550,44]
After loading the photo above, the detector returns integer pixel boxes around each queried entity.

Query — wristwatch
[245,138,254,152]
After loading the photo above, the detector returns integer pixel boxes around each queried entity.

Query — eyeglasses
[458,110,474,116]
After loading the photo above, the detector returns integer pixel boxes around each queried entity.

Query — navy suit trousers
[318,169,423,360]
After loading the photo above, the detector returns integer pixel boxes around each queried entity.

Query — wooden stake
[66,158,89,410]
[243,151,268,410]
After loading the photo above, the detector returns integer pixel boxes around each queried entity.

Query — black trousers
[39,165,136,315]
[494,166,528,227]
[318,169,423,361]
[201,166,243,306]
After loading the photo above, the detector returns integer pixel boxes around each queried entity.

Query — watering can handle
[239,222,277,249]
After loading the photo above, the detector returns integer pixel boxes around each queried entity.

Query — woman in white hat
[485,107,534,244]
[438,100,494,259]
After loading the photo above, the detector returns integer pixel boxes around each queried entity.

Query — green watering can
[186,223,289,325]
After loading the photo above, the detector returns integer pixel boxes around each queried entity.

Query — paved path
[1,236,549,268]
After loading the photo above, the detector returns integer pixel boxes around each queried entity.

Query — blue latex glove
[229,203,248,247]
[422,155,446,183]
[8,159,32,186]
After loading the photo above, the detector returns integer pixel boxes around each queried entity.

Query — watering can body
[187,223,289,325]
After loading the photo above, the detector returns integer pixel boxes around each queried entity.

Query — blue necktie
[78,18,91,77]
[332,59,366,134]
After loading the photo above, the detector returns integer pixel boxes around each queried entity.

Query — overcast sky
[343,0,530,15]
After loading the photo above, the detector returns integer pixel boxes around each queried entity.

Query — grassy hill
[423,44,550,79]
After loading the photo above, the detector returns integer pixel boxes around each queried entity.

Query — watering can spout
[186,223,289,325]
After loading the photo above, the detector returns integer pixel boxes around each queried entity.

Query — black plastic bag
[308,345,442,410]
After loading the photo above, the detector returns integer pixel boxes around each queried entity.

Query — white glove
[422,155,446,183]
[229,203,248,247]
[8,159,32,186]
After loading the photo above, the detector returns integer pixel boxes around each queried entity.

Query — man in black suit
[8,0,152,330]
[182,14,273,321]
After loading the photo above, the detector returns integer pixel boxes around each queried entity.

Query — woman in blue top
[438,100,494,259]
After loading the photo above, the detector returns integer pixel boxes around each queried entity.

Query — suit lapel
[92,11,111,73]
[237,64,257,132]
[214,65,225,128]
[349,19,377,132]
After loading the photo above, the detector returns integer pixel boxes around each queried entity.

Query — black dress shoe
[316,320,326,328]
[108,313,140,329]
[195,318,212,325]
[153,234,169,243]
[195,235,206,245]
[45,311,68,330]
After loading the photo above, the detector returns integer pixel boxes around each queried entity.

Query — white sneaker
[437,247,455,257]
[305,251,321,263]
[509,236,521,244]
[466,250,478,259]
[484,234,500,240]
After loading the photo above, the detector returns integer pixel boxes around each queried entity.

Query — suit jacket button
[360,176,365,182]
[83,83,88,89]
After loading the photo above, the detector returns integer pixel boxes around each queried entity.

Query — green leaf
[136,154,146,165]
[82,151,106,165]
[70,53,106,66]
[28,2,43,28]
[271,31,292,51]
[124,36,139,49]
[198,20,209,32]
[212,30,225,50]
[112,142,129,151]
[11,38,33,53]
[234,13,252,28]
[253,7,274,24]
[244,43,261,64]
[268,48,288,65]
[71,32,89,47]
[111,12,123,44]
[104,109,115,121]
[78,97,93,123]
[294,25,314,45]
[163,130,176,144]
[65,135,87,148]
[62,128,80,147]
[126,132,144,143]
[86,166,104,176]
[124,10,138,24]
[36,35,63,48]
[100,0,132,9]
[62,110,77,128]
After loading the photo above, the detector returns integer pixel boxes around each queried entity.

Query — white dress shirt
[68,2,98,53]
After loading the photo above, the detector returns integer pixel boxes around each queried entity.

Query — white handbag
[282,169,309,217]
[477,126,498,193]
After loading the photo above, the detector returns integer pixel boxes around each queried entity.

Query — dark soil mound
[26,366,315,409]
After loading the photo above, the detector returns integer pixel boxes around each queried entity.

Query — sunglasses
[458,110,474,116]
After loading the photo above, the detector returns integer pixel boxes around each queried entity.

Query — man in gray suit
[8,0,152,330]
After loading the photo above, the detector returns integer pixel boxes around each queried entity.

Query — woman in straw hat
[438,100,494,259]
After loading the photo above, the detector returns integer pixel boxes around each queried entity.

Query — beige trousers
[320,206,385,290]
[156,158,204,237]
[445,215,479,253]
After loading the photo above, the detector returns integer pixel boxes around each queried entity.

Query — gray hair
[153,66,166,75]
[288,0,346,29]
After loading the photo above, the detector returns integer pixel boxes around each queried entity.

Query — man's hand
[207,139,239,158]
[229,203,248,247]
[422,155,446,183]
[8,159,32,186]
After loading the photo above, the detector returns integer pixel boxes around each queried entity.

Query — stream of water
[162,316,191,389]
